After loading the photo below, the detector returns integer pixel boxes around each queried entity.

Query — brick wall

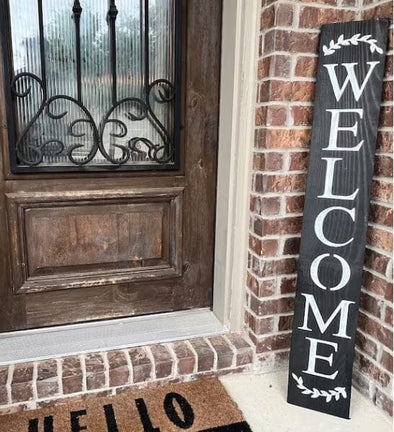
[0,335,254,415]
[248,0,393,416]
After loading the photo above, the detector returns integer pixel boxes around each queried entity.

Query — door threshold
[0,309,227,365]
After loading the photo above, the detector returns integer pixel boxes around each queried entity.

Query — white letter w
[323,61,380,102]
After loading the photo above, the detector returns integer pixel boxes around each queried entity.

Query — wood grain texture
[0,0,222,331]
[287,19,389,419]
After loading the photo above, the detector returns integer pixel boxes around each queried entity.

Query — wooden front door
[0,0,221,332]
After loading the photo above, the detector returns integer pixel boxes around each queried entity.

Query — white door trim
[213,0,258,330]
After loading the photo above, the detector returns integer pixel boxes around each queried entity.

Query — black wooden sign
[287,19,388,419]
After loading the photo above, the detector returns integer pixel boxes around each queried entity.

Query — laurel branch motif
[322,33,383,56]
[292,373,347,403]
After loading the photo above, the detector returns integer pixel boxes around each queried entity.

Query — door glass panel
[5,0,180,172]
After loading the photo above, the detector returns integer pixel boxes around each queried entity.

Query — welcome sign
[287,19,388,419]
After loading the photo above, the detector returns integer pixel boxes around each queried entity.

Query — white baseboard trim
[0,308,227,365]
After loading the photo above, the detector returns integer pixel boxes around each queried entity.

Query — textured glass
[8,0,176,169]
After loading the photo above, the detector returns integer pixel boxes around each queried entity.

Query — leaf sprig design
[292,373,347,403]
[322,33,383,56]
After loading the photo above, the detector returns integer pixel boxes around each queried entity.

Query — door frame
[213,0,258,331]
[0,0,258,362]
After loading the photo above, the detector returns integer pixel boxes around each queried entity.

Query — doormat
[0,378,253,432]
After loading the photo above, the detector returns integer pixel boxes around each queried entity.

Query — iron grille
[1,0,182,172]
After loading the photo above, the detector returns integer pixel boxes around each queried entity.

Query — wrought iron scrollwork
[6,0,180,171]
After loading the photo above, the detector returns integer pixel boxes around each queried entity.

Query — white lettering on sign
[310,253,351,291]
[303,337,339,380]
[318,158,360,200]
[299,294,355,339]
[314,206,355,247]
[300,59,378,382]
[323,61,380,101]
[325,109,364,152]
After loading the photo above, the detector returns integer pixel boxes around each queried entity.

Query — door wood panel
[6,188,183,293]
[0,0,222,331]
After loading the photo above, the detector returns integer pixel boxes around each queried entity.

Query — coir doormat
[0,378,253,432]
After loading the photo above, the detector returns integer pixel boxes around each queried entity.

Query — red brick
[275,3,294,27]
[366,226,392,252]
[278,315,294,331]
[254,258,298,278]
[291,82,315,102]
[355,331,378,360]
[246,273,276,298]
[37,360,57,381]
[172,341,196,375]
[376,131,393,153]
[150,345,173,379]
[379,105,393,128]
[285,195,305,214]
[255,106,267,126]
[0,367,8,386]
[250,195,261,214]
[258,55,292,80]
[299,6,356,29]
[266,105,287,127]
[256,333,291,353]
[250,296,295,316]
[380,350,393,373]
[384,305,393,326]
[283,237,301,255]
[85,353,105,391]
[260,216,303,235]
[280,277,297,294]
[248,313,275,335]
[62,356,83,395]
[11,382,33,403]
[374,155,393,177]
[289,152,309,171]
[375,388,393,417]
[0,387,7,405]
[36,360,59,399]
[298,0,337,5]
[257,152,284,171]
[354,351,391,388]
[384,55,393,79]
[264,30,319,54]
[364,248,391,277]
[189,338,215,372]
[382,80,393,103]
[360,292,383,319]
[368,203,393,227]
[363,270,393,302]
[37,381,59,399]
[0,366,8,404]
[208,336,234,369]
[250,236,279,257]
[12,364,33,384]
[263,128,311,149]
[108,351,129,387]
[255,174,306,193]
[342,0,357,6]
[261,197,281,216]
[260,5,275,30]
[295,56,318,78]
[358,312,393,350]
[260,80,292,102]
[129,347,152,383]
[371,180,392,204]
[291,106,313,126]
[225,334,254,366]
[362,1,393,20]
